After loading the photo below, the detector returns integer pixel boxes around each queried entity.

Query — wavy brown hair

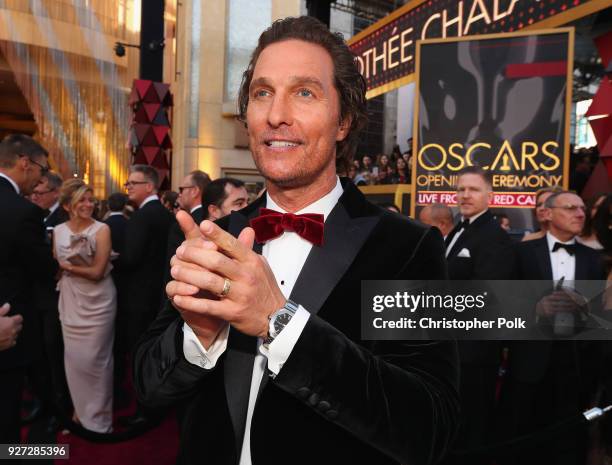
[237,16,368,174]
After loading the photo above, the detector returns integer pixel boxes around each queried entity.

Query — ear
[207,204,219,220]
[336,116,352,142]
[543,208,553,222]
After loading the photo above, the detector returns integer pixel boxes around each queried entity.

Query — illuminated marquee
[348,0,608,98]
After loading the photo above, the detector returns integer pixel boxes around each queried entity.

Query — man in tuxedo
[202,177,249,220]
[122,165,173,341]
[29,170,70,426]
[419,203,454,239]
[444,166,514,463]
[501,191,606,465]
[31,171,67,231]
[104,192,129,404]
[134,17,459,465]
[121,165,173,424]
[445,166,514,279]
[0,134,57,444]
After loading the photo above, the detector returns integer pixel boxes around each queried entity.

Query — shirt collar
[462,208,487,225]
[109,211,124,217]
[265,176,343,221]
[46,202,59,217]
[140,194,159,208]
[0,172,20,194]
[546,231,576,252]
[190,204,202,214]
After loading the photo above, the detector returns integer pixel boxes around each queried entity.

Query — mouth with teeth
[265,140,300,148]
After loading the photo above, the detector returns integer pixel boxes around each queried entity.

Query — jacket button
[326,409,338,419]
[308,393,320,406]
[317,401,331,412]
[296,387,310,399]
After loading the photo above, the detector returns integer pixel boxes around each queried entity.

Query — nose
[266,92,293,128]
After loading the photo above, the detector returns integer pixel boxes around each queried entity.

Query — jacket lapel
[533,237,553,280]
[289,184,379,316]
[257,181,379,396]
[447,210,492,259]
[574,244,589,281]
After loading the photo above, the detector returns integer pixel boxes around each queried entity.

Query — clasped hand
[166,212,286,348]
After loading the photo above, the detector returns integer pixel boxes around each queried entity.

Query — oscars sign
[410,29,573,229]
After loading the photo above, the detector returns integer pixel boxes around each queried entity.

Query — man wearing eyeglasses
[30,170,70,431]
[120,164,173,426]
[502,190,606,465]
[0,134,57,444]
[31,171,67,230]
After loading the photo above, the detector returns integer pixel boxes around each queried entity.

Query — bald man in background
[419,203,454,239]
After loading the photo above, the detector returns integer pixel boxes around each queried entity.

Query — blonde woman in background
[53,179,116,433]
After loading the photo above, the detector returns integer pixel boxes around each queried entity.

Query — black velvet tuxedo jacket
[509,236,606,383]
[445,210,514,281]
[121,199,173,344]
[134,180,459,465]
[0,177,57,370]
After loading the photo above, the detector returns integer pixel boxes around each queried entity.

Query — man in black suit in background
[202,177,249,221]
[104,192,129,405]
[0,134,57,444]
[444,166,514,463]
[122,165,173,348]
[29,170,69,427]
[134,17,459,465]
[121,165,173,425]
[501,191,606,465]
[31,171,67,232]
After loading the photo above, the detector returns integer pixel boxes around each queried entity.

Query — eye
[297,88,313,98]
[253,89,270,98]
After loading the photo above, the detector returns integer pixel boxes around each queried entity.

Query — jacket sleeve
[20,204,58,278]
[272,227,459,465]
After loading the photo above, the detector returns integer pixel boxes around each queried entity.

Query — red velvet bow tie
[249,208,325,246]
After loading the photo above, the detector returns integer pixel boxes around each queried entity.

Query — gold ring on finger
[220,278,231,298]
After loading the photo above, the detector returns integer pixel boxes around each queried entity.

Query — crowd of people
[0,134,252,440]
[0,14,611,465]
[346,146,413,185]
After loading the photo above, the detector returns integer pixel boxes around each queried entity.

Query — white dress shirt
[0,172,19,194]
[190,204,202,214]
[182,177,344,465]
[445,209,487,257]
[139,194,159,208]
[546,231,576,285]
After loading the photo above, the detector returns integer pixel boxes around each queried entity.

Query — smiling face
[246,39,349,190]
[69,190,95,220]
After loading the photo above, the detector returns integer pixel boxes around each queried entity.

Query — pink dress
[54,221,116,433]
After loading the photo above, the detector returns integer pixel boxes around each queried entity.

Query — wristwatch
[264,299,299,347]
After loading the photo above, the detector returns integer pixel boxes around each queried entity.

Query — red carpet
[54,414,179,465]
